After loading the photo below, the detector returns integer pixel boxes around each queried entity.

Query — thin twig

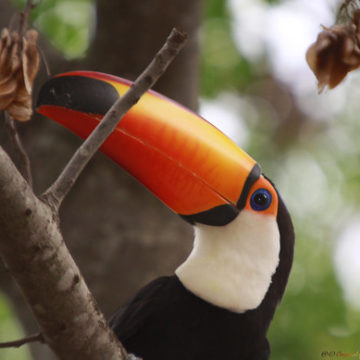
[42,28,187,210]
[0,333,44,349]
[37,45,51,76]
[3,112,33,187]
[19,0,37,39]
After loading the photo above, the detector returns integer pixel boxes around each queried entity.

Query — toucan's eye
[250,189,272,211]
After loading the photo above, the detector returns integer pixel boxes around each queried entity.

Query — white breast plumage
[175,209,280,313]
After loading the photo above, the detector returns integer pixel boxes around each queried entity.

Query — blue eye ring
[250,189,272,211]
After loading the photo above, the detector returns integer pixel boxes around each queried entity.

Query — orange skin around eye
[244,176,279,217]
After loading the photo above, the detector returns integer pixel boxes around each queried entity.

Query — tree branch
[19,0,37,39]
[42,28,187,210]
[0,333,44,349]
[0,146,129,360]
[3,112,33,187]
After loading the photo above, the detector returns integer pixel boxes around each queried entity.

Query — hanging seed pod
[306,7,360,92]
[0,27,40,121]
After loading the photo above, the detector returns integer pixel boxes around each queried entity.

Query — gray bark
[0,148,128,360]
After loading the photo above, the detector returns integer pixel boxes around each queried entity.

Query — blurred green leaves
[201,1,360,359]
[0,294,31,360]
[12,0,94,58]
[201,0,255,97]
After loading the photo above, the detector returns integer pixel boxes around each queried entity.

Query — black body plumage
[109,197,294,360]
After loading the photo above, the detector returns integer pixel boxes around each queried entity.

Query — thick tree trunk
[87,0,202,110]
[0,0,202,359]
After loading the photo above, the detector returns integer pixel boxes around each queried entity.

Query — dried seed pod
[306,8,360,92]
[0,29,21,109]
[0,27,40,121]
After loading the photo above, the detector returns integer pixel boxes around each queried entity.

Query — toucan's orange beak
[37,71,261,226]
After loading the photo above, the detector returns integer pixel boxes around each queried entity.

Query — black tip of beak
[37,75,119,115]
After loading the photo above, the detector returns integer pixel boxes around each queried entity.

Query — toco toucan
[37,71,295,360]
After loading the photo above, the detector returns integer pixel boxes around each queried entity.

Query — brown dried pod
[306,9,360,92]
[0,27,40,121]
[0,29,21,110]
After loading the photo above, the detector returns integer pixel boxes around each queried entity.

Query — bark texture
[0,0,202,359]
[0,147,128,360]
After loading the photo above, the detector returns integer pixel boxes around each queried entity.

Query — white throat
[175,210,280,313]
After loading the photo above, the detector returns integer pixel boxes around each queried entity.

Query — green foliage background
[3,0,360,359]
[0,294,31,360]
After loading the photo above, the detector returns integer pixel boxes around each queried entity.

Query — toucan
[36,71,295,360]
